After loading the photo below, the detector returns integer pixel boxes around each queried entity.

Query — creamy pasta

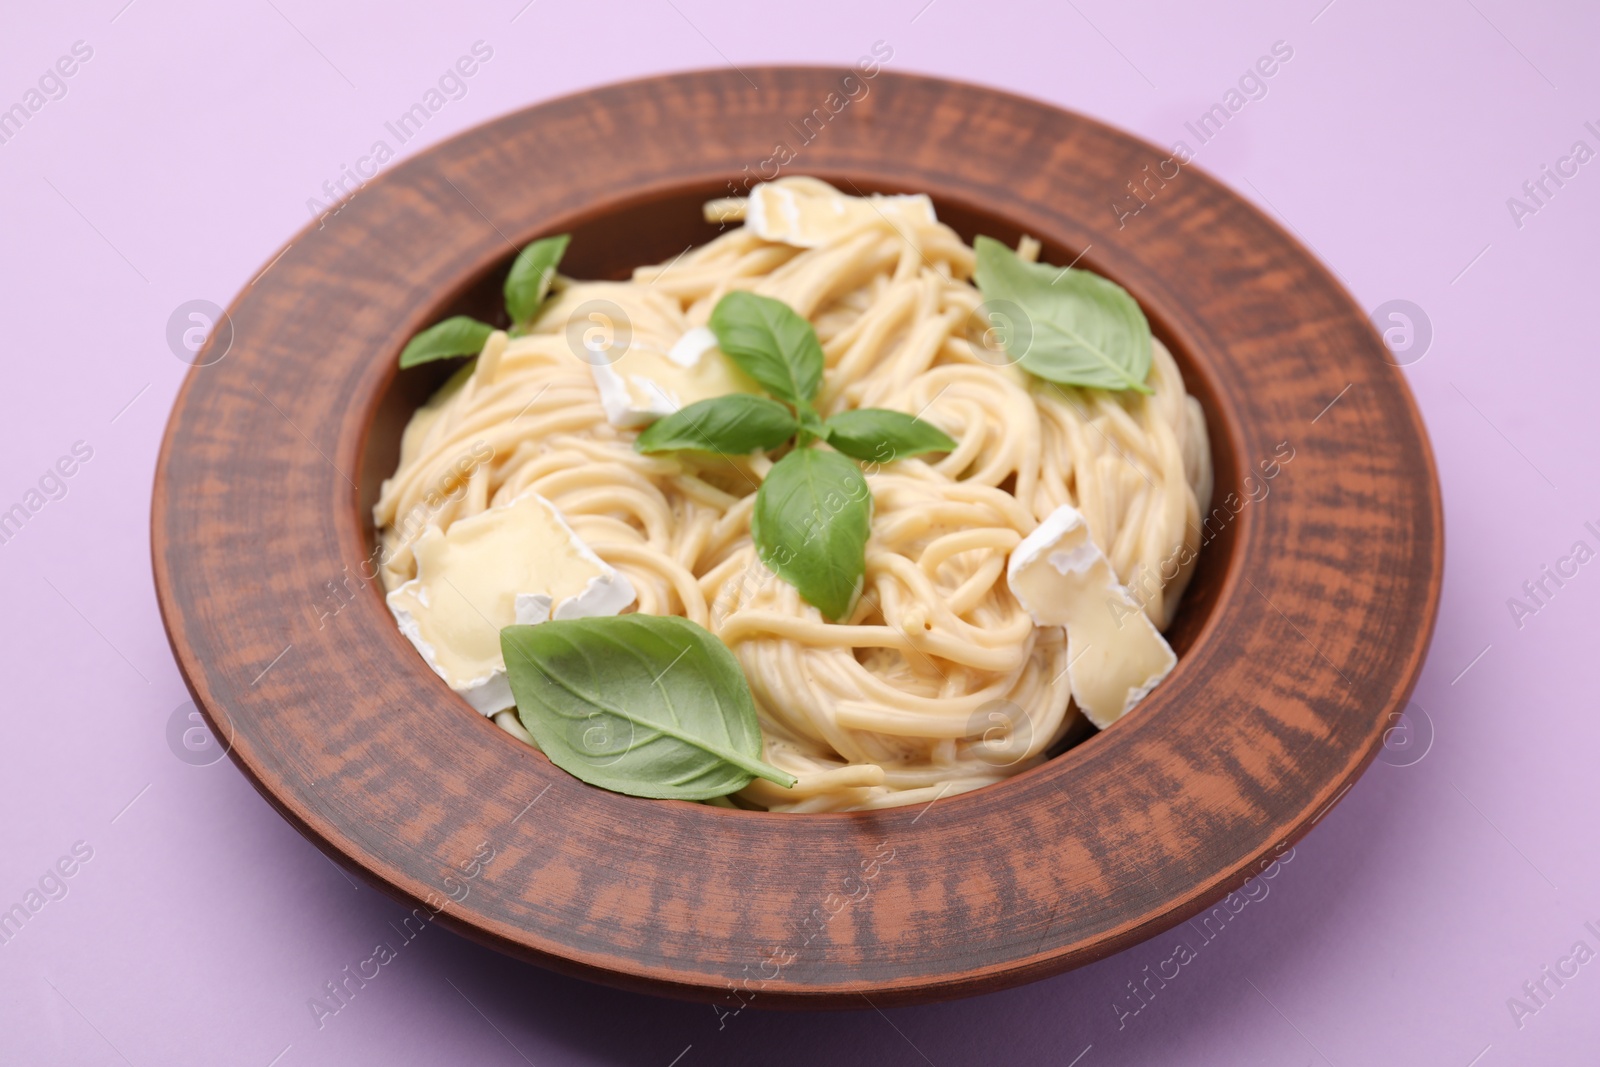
[374,178,1212,811]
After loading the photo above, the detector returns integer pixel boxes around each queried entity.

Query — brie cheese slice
[588,325,758,428]
[1007,505,1177,729]
[387,492,636,714]
[745,178,937,249]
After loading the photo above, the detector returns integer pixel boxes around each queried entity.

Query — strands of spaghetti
[374,178,1212,811]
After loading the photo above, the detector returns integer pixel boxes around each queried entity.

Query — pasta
[374,178,1212,812]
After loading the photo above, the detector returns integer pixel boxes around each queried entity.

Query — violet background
[2,0,1597,1063]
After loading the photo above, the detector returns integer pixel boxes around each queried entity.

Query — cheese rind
[745,178,938,248]
[1007,505,1177,729]
[667,326,719,367]
[387,493,636,714]
[589,328,758,428]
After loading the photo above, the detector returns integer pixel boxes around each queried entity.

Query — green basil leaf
[972,235,1153,394]
[398,315,494,368]
[635,395,798,455]
[753,448,871,621]
[823,408,956,462]
[502,615,796,799]
[504,234,570,328]
[708,291,824,405]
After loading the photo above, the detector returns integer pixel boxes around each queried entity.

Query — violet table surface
[2,1,1596,1063]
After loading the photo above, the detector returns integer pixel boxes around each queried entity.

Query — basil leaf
[823,409,956,462]
[635,395,798,455]
[708,291,824,405]
[502,615,796,799]
[753,448,871,621]
[398,315,494,368]
[972,235,1153,394]
[504,234,570,328]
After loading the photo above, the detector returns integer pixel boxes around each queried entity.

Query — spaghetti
[374,178,1212,812]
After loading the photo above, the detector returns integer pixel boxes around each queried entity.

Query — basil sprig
[635,291,955,621]
[397,233,570,367]
[752,448,872,620]
[504,234,570,330]
[501,614,796,799]
[821,408,958,462]
[709,291,824,405]
[972,235,1153,393]
[636,394,797,454]
[398,316,495,369]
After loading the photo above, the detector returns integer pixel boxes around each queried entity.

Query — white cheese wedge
[1007,505,1177,729]
[588,326,758,428]
[745,178,938,249]
[387,492,636,714]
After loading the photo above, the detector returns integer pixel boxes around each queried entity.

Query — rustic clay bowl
[152,68,1442,1007]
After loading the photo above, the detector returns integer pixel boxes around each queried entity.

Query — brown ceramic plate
[152,68,1442,1008]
